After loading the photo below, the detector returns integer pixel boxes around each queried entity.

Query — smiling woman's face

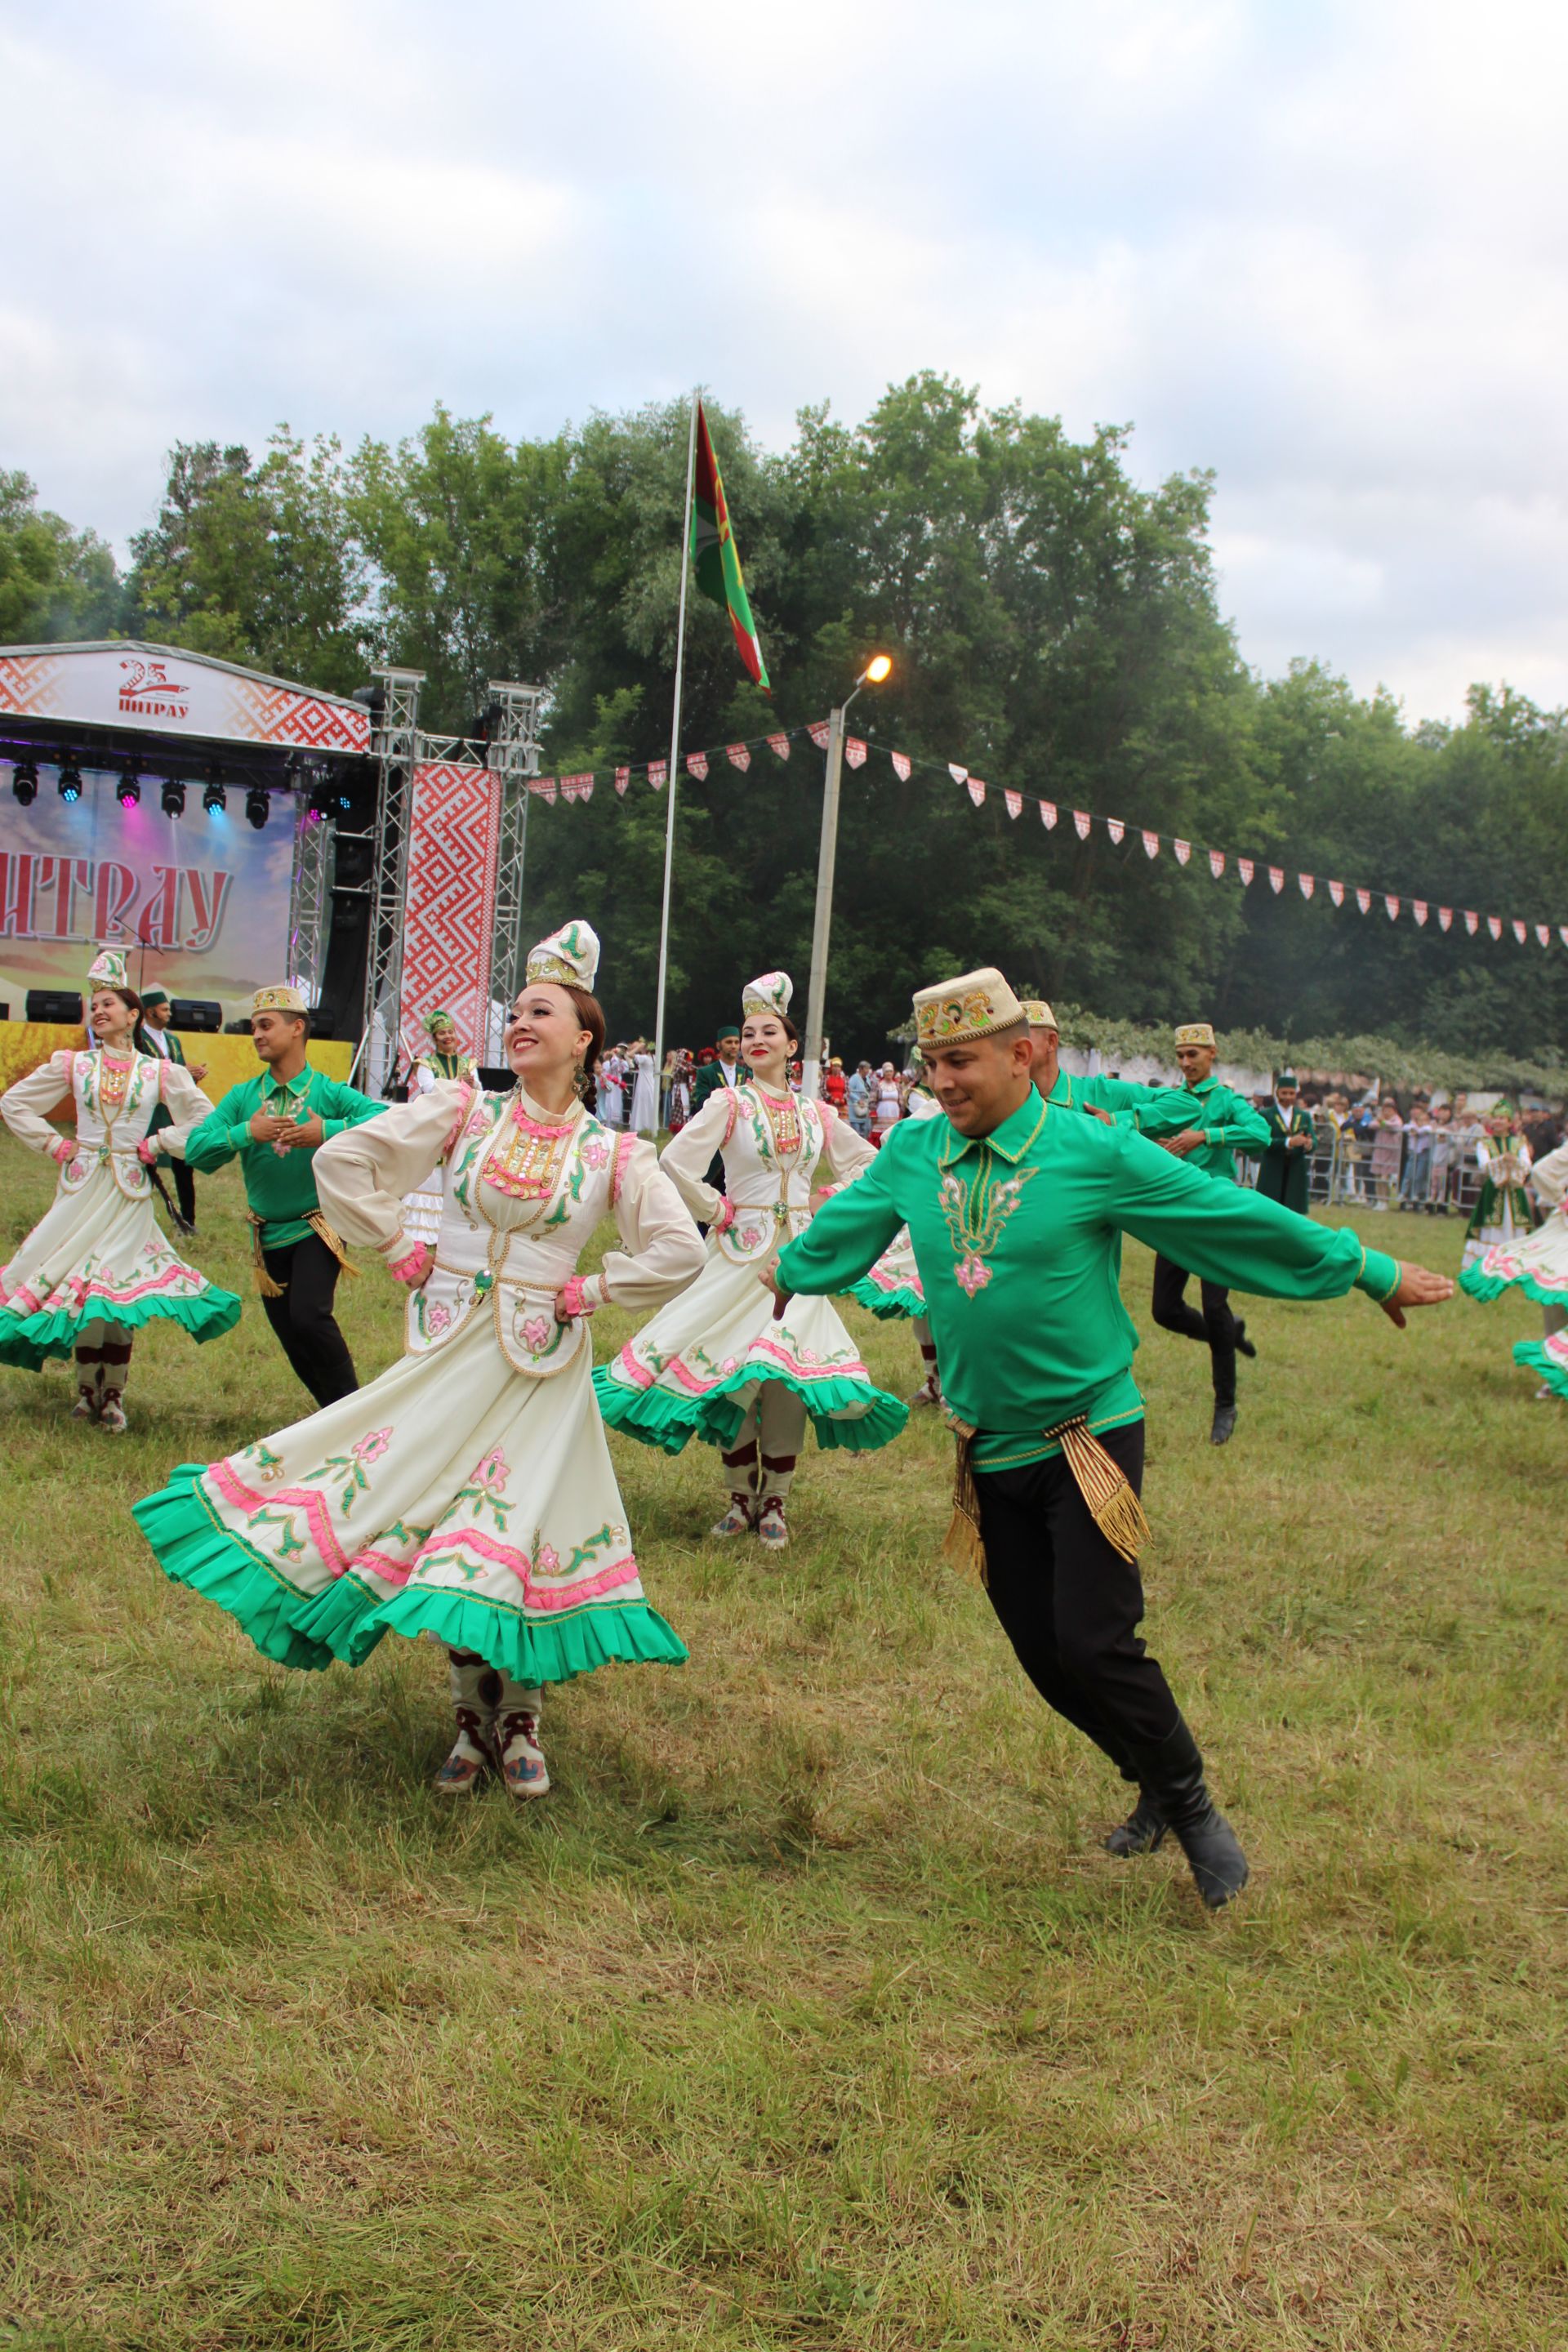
[506,985,590,1083]
[742,1014,791,1076]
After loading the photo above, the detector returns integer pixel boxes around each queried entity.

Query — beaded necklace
[484,1089,580,1202]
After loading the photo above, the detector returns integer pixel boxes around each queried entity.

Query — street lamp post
[800,655,891,1098]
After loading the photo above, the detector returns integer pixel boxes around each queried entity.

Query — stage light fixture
[161,777,186,817]
[11,760,38,806]
[57,756,82,804]
[245,786,270,830]
[203,765,227,815]
[118,768,142,809]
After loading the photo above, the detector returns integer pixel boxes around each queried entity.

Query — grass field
[0,1133,1564,2351]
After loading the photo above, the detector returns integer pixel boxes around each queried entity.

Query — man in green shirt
[1024,999,1204,1136]
[1147,1021,1272,1446]
[179,984,385,1405]
[767,966,1451,1909]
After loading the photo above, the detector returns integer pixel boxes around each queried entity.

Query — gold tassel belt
[246,1209,359,1298]
[942,1414,1151,1587]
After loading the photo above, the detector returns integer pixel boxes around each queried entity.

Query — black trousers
[1150,1253,1237,1407]
[261,1234,359,1409]
[975,1422,1181,1770]
[172,1158,196,1226]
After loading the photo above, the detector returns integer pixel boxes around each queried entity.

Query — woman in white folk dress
[844,1071,947,1407]
[401,1006,482,1248]
[134,920,705,1801]
[0,950,240,1429]
[1462,1134,1568,1399]
[595,969,906,1552]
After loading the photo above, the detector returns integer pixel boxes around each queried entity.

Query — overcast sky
[5,0,1565,723]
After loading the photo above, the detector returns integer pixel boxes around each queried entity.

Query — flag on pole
[691,401,769,689]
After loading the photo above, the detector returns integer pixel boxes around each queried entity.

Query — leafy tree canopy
[15,378,1568,1062]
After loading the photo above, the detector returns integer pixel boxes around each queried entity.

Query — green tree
[125,433,366,691]
[0,471,119,642]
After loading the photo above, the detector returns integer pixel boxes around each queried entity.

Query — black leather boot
[1125,1721,1250,1908]
[1233,1317,1256,1360]
[1103,1789,1168,1855]
[1210,1405,1237,1446]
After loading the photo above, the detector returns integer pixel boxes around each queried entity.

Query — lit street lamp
[800,654,893,1097]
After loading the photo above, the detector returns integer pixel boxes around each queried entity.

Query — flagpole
[653,390,699,1102]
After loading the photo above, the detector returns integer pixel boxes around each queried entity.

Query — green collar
[1190,1074,1217,1098]
[940,1090,1048,1169]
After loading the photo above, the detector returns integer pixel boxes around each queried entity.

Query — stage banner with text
[399,760,501,1062]
[0,768,294,1014]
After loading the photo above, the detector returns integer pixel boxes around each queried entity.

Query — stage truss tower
[361,666,425,1090]
[484,679,545,1009]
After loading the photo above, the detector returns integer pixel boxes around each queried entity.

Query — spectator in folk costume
[1249,1071,1316,1216]
[140,986,207,1233]
[823,1058,849,1111]
[135,920,703,1802]
[763,963,1453,1909]
[595,970,905,1552]
[1461,1102,1538,1272]
[0,950,240,1429]
[1463,1131,1568,1400]
[870,1062,903,1146]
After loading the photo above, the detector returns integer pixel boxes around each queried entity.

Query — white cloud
[4,0,1568,718]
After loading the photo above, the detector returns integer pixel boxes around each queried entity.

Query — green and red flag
[690,399,770,691]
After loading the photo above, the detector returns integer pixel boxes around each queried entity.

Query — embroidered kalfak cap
[742,970,794,1021]
[913,967,1026,1048]
[1021,999,1057,1031]
[1175,1022,1216,1049]
[87,948,129,991]
[526,920,600,991]
[252,983,309,1016]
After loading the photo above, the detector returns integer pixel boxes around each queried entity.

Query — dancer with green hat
[760,961,1453,1909]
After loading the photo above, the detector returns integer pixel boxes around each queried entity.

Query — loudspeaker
[25,989,84,1024]
[478,1065,514,1092]
[310,1005,336,1040]
[171,997,222,1032]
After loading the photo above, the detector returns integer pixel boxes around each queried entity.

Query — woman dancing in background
[401,1007,481,1249]
[1463,1131,1568,1400]
[135,921,704,1801]
[595,970,906,1552]
[0,951,239,1428]
[844,1058,947,1408]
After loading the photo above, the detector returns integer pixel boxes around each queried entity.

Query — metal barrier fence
[1232,1120,1490,1214]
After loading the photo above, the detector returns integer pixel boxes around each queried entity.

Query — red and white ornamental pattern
[399,760,501,1062]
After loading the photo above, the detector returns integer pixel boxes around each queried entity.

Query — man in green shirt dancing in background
[1147,1021,1272,1446]
[765,967,1451,1909]
[178,986,385,1406]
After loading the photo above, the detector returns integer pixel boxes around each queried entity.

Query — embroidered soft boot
[712,1439,759,1538]
[434,1651,501,1793]
[495,1683,549,1800]
[908,1323,942,1407]
[97,1341,132,1432]
[755,1451,797,1552]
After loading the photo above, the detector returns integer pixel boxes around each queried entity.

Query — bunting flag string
[501,709,1566,951]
